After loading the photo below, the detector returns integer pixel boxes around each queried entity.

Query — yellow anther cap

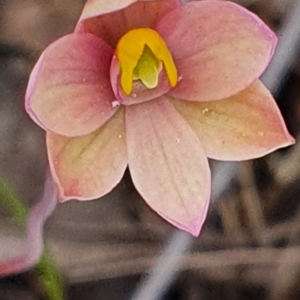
[116,28,178,95]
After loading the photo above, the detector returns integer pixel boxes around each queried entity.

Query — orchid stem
[37,253,64,300]
[0,178,28,226]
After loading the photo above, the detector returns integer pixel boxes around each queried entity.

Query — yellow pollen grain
[258,131,264,136]
[202,108,213,116]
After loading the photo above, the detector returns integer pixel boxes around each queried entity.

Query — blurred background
[0,0,300,299]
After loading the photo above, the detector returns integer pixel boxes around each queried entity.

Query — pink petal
[156,1,277,101]
[126,98,211,236]
[0,175,57,276]
[78,0,140,22]
[47,109,127,201]
[75,0,181,48]
[172,80,295,161]
[26,33,117,137]
[110,55,171,105]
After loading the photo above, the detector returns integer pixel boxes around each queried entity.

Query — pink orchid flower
[25,0,294,236]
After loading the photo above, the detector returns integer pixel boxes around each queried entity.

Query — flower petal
[110,55,171,105]
[78,0,139,22]
[126,98,211,236]
[172,80,295,161]
[47,109,127,201]
[0,175,57,276]
[26,33,117,137]
[76,0,181,48]
[156,1,277,101]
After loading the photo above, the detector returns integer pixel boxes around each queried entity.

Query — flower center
[116,28,178,95]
